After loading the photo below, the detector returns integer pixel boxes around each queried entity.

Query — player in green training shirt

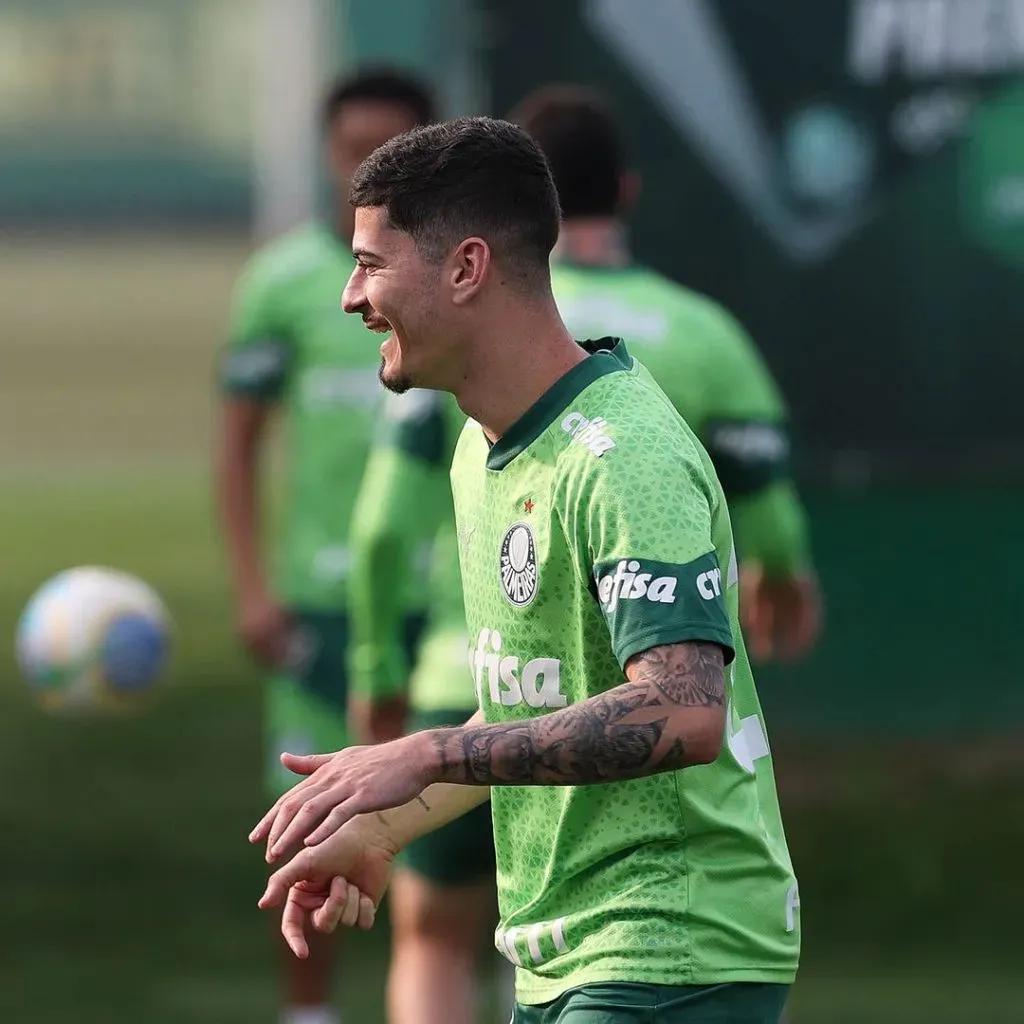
[345,86,819,1022]
[252,118,801,1023]
[517,85,821,662]
[214,69,435,1024]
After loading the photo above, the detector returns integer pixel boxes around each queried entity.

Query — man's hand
[349,693,409,745]
[740,565,823,663]
[258,816,396,958]
[237,589,293,667]
[251,642,726,858]
[250,732,438,862]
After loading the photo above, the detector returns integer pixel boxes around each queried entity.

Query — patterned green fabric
[450,340,799,1004]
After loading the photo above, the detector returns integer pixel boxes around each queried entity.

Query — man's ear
[449,237,491,305]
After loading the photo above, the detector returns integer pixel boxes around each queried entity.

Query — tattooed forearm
[431,642,726,787]
[629,641,726,708]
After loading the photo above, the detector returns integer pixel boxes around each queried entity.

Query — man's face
[342,206,451,394]
[326,100,419,191]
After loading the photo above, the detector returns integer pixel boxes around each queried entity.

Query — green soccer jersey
[349,389,469,708]
[450,339,800,1003]
[552,262,809,574]
[220,222,383,609]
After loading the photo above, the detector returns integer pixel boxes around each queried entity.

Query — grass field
[1,236,1022,1023]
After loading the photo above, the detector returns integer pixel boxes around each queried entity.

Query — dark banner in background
[484,0,1024,732]
[485,0,1024,483]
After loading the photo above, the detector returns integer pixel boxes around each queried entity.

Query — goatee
[378,357,412,395]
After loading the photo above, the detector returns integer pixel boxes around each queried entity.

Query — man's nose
[341,267,364,314]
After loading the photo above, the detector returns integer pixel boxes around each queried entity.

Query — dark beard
[378,357,412,395]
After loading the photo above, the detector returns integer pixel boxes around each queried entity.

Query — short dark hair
[350,116,561,281]
[321,67,436,129]
[510,85,624,219]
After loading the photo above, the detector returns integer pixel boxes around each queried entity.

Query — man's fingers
[357,893,377,931]
[751,587,777,660]
[312,876,349,934]
[308,879,376,932]
[270,789,352,861]
[265,783,333,862]
[779,605,819,661]
[251,772,321,846]
[249,791,291,844]
[794,588,823,654]
[280,890,310,959]
[303,801,361,848]
[258,851,309,909]
[246,629,287,669]
[774,581,823,661]
[746,614,775,661]
[280,751,334,775]
[257,874,287,910]
[340,879,362,928]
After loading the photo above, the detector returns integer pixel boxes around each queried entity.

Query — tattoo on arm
[378,791,432,829]
[432,642,725,787]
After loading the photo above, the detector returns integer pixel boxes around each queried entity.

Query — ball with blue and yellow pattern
[16,567,171,712]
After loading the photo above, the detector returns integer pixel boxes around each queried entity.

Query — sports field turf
[1,237,1021,1022]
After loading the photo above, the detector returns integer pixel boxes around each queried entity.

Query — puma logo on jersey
[495,916,569,967]
[470,628,566,709]
[561,411,615,457]
[597,560,678,613]
[696,568,723,600]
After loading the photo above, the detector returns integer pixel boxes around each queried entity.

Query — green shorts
[265,609,352,796]
[265,608,428,796]
[397,708,496,887]
[513,983,790,1023]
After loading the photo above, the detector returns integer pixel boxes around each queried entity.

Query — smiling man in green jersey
[344,85,820,1022]
[252,118,801,1024]
[214,69,435,1024]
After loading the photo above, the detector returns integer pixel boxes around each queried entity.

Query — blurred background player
[349,389,495,1024]
[214,68,436,1024]
[346,84,823,1020]
[513,85,823,663]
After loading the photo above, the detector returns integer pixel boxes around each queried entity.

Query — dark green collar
[486,338,630,471]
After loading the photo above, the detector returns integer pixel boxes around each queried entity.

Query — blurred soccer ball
[16,567,171,712]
